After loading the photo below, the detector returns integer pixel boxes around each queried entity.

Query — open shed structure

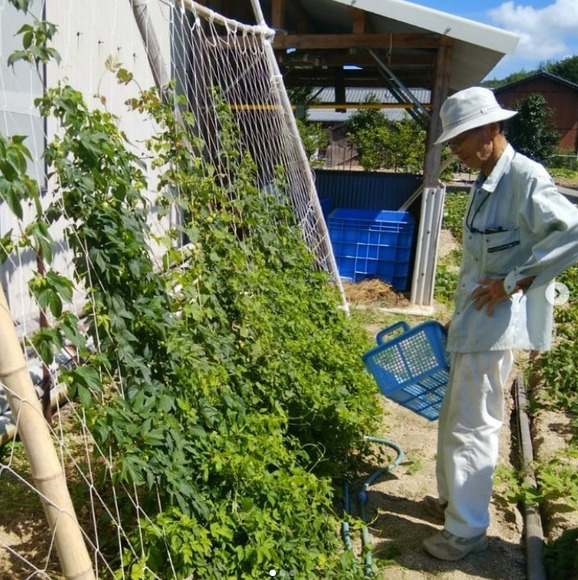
[202,0,519,306]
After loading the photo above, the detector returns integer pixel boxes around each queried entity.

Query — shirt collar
[474,144,515,193]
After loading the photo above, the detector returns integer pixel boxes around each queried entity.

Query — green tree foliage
[392,115,426,173]
[507,93,560,164]
[484,56,578,89]
[345,97,426,172]
[544,55,578,84]
[482,70,535,89]
[296,117,329,166]
[344,95,390,171]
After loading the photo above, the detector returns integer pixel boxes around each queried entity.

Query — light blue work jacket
[448,145,578,353]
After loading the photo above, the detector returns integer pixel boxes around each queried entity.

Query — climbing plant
[1,3,381,577]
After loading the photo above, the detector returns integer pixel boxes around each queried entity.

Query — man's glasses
[448,127,480,153]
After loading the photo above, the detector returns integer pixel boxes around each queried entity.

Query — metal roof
[306,87,431,123]
[308,108,410,123]
[313,87,431,104]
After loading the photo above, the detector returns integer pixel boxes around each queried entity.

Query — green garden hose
[342,435,405,577]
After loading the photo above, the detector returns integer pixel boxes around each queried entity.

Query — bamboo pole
[0,285,94,580]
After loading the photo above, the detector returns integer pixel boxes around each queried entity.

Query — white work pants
[436,350,514,538]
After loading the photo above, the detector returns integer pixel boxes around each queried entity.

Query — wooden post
[271,0,286,30]
[0,284,94,580]
[410,39,452,306]
[129,0,171,93]
[423,39,452,188]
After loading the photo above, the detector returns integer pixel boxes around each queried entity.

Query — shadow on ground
[348,479,526,579]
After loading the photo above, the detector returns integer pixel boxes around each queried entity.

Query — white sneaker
[423,529,488,561]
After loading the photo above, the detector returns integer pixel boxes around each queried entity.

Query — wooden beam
[280,68,435,89]
[320,52,436,68]
[275,50,437,69]
[335,67,346,112]
[271,0,285,30]
[293,0,310,34]
[273,33,441,50]
[349,7,368,34]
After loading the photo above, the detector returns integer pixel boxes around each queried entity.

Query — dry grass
[343,279,412,308]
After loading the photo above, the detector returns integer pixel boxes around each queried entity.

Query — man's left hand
[471,277,514,316]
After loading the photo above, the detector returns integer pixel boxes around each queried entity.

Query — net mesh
[0,0,345,577]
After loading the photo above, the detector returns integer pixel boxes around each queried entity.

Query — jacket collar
[475,144,515,193]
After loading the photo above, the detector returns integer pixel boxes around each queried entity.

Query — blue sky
[411,0,578,79]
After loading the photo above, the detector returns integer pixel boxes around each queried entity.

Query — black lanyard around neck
[465,187,494,235]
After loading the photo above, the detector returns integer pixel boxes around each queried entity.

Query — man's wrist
[512,276,534,294]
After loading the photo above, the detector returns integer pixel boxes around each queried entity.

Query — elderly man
[423,87,578,561]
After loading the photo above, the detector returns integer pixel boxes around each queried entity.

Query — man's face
[447,124,495,170]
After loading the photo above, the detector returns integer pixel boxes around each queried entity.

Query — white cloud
[489,0,578,62]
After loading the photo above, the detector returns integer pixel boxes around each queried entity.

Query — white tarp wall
[0,0,45,333]
[0,0,173,332]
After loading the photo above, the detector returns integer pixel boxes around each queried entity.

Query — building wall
[315,170,421,214]
[0,0,174,331]
[496,78,578,154]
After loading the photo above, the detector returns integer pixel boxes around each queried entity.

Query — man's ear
[487,122,501,137]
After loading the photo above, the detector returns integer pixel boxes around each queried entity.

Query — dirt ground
[344,279,526,580]
[361,390,526,580]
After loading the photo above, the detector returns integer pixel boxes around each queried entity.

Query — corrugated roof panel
[313,87,431,104]
[308,109,410,123]
[307,87,431,122]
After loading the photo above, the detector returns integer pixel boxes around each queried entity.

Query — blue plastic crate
[362,321,450,421]
[327,208,415,289]
[319,197,332,218]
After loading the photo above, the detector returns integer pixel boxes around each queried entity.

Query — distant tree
[507,93,560,164]
[287,86,319,105]
[353,124,392,170]
[346,99,427,172]
[545,55,578,84]
[482,70,535,89]
[344,94,389,136]
[389,115,426,173]
[296,117,329,166]
[344,94,392,170]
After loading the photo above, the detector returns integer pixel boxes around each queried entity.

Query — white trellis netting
[168,0,343,295]
[0,0,346,578]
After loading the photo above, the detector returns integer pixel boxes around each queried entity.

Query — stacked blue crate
[319,197,332,219]
[327,208,415,290]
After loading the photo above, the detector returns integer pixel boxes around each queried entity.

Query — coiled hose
[342,435,405,577]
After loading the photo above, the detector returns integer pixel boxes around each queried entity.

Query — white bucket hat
[434,87,517,145]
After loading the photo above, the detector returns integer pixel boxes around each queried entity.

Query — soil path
[362,389,526,579]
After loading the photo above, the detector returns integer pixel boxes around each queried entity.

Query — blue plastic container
[327,208,415,290]
[362,321,450,421]
[319,197,332,218]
